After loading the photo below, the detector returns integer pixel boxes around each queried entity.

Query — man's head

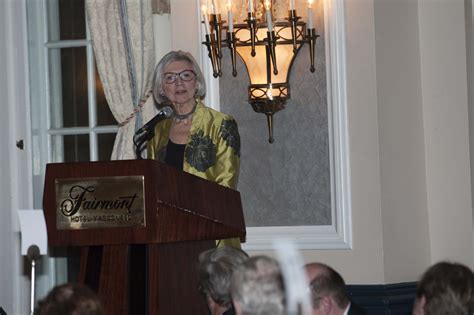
[231,255,286,315]
[413,261,474,315]
[197,246,249,314]
[34,283,103,315]
[305,263,350,315]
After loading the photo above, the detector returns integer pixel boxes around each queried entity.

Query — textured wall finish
[218,5,330,227]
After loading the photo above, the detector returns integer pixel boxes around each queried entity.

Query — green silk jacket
[147,100,240,189]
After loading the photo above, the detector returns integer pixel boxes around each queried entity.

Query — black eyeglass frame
[163,70,197,84]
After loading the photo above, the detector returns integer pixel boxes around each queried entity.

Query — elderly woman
[147,50,240,189]
[197,246,249,315]
[147,51,241,247]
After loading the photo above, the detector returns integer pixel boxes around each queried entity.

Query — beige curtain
[86,0,156,160]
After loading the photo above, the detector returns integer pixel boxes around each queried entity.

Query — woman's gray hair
[197,246,249,308]
[152,50,206,105]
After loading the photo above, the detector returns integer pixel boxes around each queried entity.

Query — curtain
[86,0,156,160]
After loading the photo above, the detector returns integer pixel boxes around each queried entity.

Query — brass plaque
[55,176,145,230]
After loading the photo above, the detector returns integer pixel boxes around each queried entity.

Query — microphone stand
[27,245,40,315]
[134,129,156,160]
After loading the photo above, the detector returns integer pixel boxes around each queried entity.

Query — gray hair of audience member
[415,261,474,315]
[34,283,104,315]
[231,255,286,315]
[307,263,349,310]
[152,50,206,105]
[197,246,249,308]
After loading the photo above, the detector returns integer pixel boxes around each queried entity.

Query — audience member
[305,262,366,315]
[197,246,249,315]
[34,283,103,315]
[412,261,474,315]
[231,255,286,315]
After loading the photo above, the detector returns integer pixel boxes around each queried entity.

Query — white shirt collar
[343,302,351,315]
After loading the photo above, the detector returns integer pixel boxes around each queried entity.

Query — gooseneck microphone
[134,106,174,159]
[135,106,174,135]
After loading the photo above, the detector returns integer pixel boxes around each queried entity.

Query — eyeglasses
[163,70,196,84]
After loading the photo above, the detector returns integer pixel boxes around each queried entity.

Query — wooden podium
[43,159,246,315]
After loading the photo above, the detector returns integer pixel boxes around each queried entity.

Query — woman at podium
[147,51,241,248]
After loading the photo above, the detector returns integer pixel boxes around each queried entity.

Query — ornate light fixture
[201,0,318,142]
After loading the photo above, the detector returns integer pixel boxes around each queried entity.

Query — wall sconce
[201,0,318,143]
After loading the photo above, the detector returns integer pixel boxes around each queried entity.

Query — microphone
[27,245,40,261]
[136,106,174,135]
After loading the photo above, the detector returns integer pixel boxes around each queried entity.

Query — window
[27,0,117,296]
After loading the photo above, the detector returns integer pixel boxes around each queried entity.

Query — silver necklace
[174,102,197,122]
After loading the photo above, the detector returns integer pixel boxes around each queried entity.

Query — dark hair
[34,283,104,315]
[197,246,249,308]
[416,261,474,315]
[308,263,349,309]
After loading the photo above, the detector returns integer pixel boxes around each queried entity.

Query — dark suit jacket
[348,302,368,315]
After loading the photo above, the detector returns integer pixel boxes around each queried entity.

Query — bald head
[305,263,327,284]
[304,263,349,311]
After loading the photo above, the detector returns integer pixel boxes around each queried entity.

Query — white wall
[466,0,474,263]
[0,1,16,312]
[169,0,200,59]
[418,0,473,266]
[153,14,172,63]
[0,0,32,314]
[374,0,431,283]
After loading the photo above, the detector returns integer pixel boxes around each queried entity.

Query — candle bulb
[307,0,314,29]
[290,0,295,10]
[249,0,254,13]
[212,0,217,14]
[267,87,274,100]
[265,0,273,31]
[227,0,233,32]
[201,4,210,35]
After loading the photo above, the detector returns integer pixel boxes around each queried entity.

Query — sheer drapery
[86,0,156,159]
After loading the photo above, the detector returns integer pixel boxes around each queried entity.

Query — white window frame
[29,0,118,196]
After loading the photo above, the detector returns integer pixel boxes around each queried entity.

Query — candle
[212,0,217,14]
[201,5,210,35]
[267,87,274,100]
[227,0,234,32]
[265,0,273,31]
[307,0,314,29]
[290,0,295,10]
[249,0,254,13]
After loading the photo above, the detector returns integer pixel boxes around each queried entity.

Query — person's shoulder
[199,101,236,123]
